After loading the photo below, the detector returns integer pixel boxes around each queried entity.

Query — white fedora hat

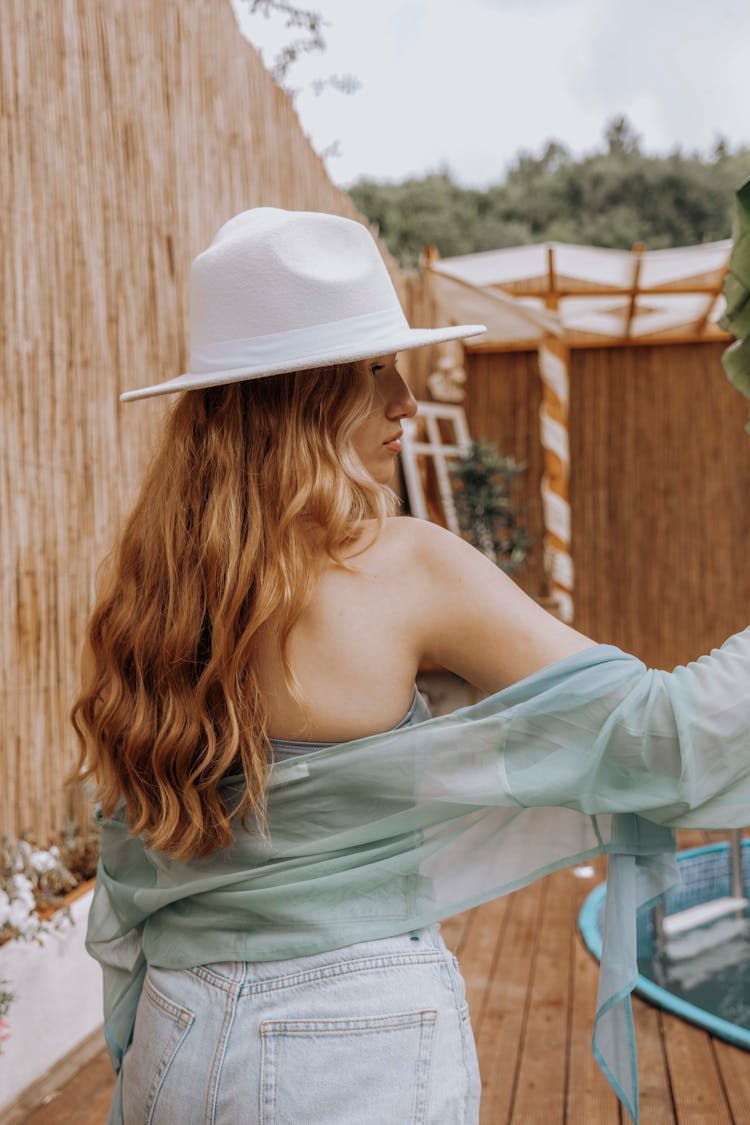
[120,208,486,401]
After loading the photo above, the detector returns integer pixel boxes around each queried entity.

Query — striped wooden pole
[537,334,574,622]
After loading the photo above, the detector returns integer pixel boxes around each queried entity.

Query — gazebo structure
[421,239,750,668]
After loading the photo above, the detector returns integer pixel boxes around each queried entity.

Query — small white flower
[29,849,57,874]
[7,898,34,931]
[8,875,34,908]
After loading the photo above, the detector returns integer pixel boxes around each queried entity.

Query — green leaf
[722,337,750,399]
[722,179,750,423]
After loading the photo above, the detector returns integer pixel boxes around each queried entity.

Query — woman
[73,208,750,1125]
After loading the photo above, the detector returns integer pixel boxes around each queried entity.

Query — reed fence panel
[2,0,400,843]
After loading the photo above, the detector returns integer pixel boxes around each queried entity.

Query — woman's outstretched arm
[400,517,750,826]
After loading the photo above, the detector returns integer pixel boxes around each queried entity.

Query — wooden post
[625,243,645,340]
[538,335,574,622]
[538,248,574,620]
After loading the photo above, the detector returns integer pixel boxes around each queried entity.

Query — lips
[384,431,403,453]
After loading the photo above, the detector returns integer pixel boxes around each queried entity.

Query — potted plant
[450,439,534,571]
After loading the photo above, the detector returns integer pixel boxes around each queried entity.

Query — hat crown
[190,208,401,353]
[120,207,485,401]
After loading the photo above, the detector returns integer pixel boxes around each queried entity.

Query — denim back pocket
[122,974,196,1125]
[259,1008,437,1124]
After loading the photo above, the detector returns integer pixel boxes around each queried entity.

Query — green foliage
[348,118,750,267]
[720,178,750,432]
[450,441,533,573]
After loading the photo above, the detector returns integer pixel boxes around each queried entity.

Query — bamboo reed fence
[464,340,750,668]
[1,0,405,844]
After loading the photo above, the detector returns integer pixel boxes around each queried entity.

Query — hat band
[190,306,410,375]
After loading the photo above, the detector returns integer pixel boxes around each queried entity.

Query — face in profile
[351,354,418,485]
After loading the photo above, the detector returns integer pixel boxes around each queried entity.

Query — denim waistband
[183,923,446,995]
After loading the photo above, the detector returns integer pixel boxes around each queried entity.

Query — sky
[231,0,750,189]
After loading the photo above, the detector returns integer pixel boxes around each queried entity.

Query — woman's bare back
[255,515,596,743]
[255,517,424,742]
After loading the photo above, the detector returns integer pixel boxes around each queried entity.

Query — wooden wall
[569,341,750,667]
[1,0,402,843]
[462,350,548,600]
[464,341,750,668]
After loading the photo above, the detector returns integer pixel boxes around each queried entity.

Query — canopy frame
[422,239,733,622]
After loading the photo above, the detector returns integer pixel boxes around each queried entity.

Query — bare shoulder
[384,515,504,585]
[375,514,466,560]
[345,514,446,565]
[354,515,474,585]
[341,515,475,602]
[363,515,512,604]
[387,517,597,693]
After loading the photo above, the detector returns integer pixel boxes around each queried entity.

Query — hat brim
[120,323,487,401]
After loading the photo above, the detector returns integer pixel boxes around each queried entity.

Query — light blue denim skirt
[121,923,480,1124]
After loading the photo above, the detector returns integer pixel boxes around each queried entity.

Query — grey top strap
[269,686,431,761]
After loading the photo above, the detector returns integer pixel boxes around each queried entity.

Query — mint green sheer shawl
[87,627,750,1124]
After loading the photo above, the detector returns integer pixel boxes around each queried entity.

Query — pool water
[638,910,750,1031]
[580,841,750,1049]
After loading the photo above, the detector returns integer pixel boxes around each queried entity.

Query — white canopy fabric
[426,240,732,347]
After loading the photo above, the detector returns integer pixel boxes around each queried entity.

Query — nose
[387,374,418,421]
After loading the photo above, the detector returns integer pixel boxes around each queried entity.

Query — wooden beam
[485,281,729,299]
[625,243,645,340]
[464,329,731,355]
[545,246,558,311]
[426,265,559,336]
[694,264,729,337]
[421,244,440,267]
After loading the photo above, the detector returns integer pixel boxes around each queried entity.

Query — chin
[356,447,398,487]
[370,461,397,487]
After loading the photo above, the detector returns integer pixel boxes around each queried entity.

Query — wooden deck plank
[476,877,546,1125]
[456,897,510,1032]
[440,906,474,956]
[631,996,676,1124]
[713,1039,750,1124]
[16,1049,115,1125]
[510,868,575,1123]
[662,1012,733,1124]
[566,856,623,1125]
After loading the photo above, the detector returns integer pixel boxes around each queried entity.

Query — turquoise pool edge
[578,841,750,1051]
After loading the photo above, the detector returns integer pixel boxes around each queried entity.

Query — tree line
[348,117,750,268]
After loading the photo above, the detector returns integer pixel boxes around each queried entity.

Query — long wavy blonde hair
[69,363,396,860]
